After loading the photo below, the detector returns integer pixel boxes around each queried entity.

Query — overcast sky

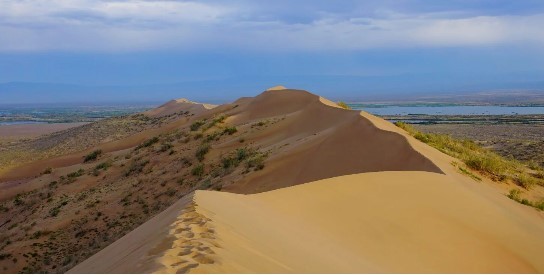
[1,0,544,102]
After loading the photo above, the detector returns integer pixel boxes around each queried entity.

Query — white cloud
[0,0,543,52]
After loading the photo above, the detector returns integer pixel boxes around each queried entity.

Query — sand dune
[144,98,216,118]
[71,171,544,273]
[219,89,441,193]
[70,88,544,273]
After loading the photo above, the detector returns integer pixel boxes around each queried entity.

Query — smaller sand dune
[266,85,287,91]
[144,98,216,118]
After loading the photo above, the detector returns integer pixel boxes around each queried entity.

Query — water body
[349,105,544,116]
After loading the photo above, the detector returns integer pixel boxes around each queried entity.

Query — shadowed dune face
[222,89,442,193]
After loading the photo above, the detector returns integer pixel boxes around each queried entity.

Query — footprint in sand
[152,201,220,273]
[175,263,199,274]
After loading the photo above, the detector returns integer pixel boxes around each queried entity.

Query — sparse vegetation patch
[83,150,102,162]
[395,122,543,188]
[191,163,205,177]
[223,126,238,135]
[507,189,544,210]
[220,147,268,172]
[136,137,159,149]
[67,169,85,179]
[195,143,211,161]
[190,120,205,131]
[125,159,149,176]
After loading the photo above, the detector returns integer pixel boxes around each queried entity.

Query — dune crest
[266,85,286,91]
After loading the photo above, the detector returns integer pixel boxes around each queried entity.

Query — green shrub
[49,207,60,217]
[191,164,205,177]
[159,143,173,152]
[204,115,226,130]
[464,154,507,179]
[195,143,211,161]
[236,148,249,161]
[458,166,481,181]
[337,101,351,110]
[221,147,267,172]
[84,150,102,162]
[67,168,85,178]
[223,126,237,135]
[95,162,111,171]
[42,167,52,174]
[515,173,537,189]
[125,160,149,176]
[221,156,237,169]
[246,153,266,171]
[535,200,544,211]
[507,189,522,201]
[506,188,544,211]
[220,147,249,169]
[190,120,205,131]
[193,133,203,140]
[137,137,159,149]
[205,131,221,142]
[14,194,24,206]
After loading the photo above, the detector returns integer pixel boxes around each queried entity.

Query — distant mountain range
[355,90,544,106]
[1,78,544,105]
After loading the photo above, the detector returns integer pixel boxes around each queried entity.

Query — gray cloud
[1,0,544,52]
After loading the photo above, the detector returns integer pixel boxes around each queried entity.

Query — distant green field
[0,104,155,124]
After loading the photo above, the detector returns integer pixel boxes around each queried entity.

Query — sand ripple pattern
[154,202,219,274]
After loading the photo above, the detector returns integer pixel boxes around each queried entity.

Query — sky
[1,0,544,103]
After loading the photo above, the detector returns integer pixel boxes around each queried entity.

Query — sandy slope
[191,172,544,273]
[70,88,544,273]
[71,171,544,273]
[0,99,214,182]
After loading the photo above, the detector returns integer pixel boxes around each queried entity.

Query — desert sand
[69,87,544,274]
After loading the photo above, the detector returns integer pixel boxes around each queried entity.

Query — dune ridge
[221,89,441,193]
[69,89,544,273]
